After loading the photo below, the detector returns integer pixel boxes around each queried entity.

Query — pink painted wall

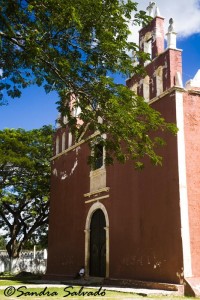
[184,91,200,277]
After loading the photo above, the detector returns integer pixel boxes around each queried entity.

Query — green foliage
[0,235,6,249]
[23,226,48,250]
[0,0,145,100]
[0,125,54,258]
[0,1,177,166]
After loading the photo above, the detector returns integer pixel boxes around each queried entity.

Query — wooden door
[89,209,106,277]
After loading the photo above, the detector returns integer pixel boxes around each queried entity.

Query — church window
[144,32,152,65]
[89,142,106,192]
[92,144,104,170]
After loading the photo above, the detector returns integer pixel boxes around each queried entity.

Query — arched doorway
[89,209,106,277]
[85,202,109,278]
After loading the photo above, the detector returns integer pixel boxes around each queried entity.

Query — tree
[0,1,177,167]
[0,125,54,259]
[0,235,6,249]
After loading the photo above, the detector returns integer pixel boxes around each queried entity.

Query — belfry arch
[84,202,109,278]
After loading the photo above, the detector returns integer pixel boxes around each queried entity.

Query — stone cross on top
[146,2,156,16]
[146,2,160,17]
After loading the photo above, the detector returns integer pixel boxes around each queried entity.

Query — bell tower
[139,2,164,61]
[127,2,182,102]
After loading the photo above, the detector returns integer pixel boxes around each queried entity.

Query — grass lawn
[0,273,42,286]
[0,275,197,300]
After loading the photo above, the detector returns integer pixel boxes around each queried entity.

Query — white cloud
[152,0,200,37]
[129,0,200,43]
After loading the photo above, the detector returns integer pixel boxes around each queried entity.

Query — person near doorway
[74,266,85,279]
[79,267,85,278]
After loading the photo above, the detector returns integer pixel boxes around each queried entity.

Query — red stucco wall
[46,92,184,283]
[105,94,183,283]
[46,15,188,284]
[47,143,90,278]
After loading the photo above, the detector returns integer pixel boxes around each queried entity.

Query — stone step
[103,278,184,295]
[62,276,104,286]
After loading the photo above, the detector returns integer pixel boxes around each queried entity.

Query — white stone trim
[68,132,72,148]
[148,86,184,105]
[166,31,177,49]
[62,132,66,152]
[85,195,109,204]
[84,187,110,198]
[55,136,59,155]
[89,167,106,193]
[85,202,109,278]
[143,75,150,102]
[156,66,163,96]
[176,90,192,277]
[51,131,100,161]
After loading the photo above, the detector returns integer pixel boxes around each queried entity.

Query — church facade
[46,5,200,296]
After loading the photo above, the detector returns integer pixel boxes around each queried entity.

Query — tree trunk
[9,257,12,273]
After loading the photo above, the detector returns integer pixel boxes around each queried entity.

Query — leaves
[0,1,177,166]
[0,0,144,102]
[0,125,54,258]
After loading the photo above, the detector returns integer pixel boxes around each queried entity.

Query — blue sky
[0,87,58,130]
[179,34,200,83]
[0,1,200,130]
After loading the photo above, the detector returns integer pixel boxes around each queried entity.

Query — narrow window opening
[144,38,152,58]
[144,32,152,65]
[93,144,104,170]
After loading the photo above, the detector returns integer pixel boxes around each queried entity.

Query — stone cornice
[51,131,100,161]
